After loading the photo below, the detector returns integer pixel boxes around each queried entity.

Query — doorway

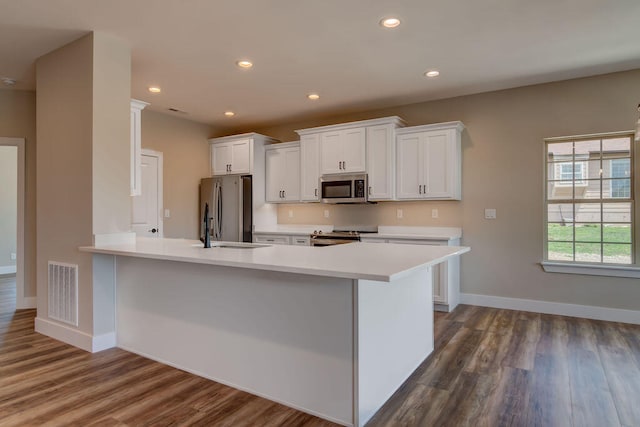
[132,149,163,237]
[0,138,28,309]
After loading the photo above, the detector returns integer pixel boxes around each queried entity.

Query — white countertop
[80,237,470,282]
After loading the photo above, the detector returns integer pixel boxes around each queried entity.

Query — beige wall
[92,33,132,235]
[141,110,211,239]
[0,146,17,269]
[231,69,640,312]
[36,33,131,335]
[0,90,36,297]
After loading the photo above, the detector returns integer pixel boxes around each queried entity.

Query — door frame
[140,148,164,237]
[0,137,30,308]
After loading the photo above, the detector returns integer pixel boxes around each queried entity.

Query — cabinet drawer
[291,236,311,246]
[254,234,290,245]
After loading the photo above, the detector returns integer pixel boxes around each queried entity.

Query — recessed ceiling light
[236,60,253,69]
[307,93,320,100]
[380,17,401,28]
[148,86,161,93]
[424,70,440,78]
[224,111,235,117]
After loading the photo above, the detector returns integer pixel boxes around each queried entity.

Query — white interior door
[132,150,163,237]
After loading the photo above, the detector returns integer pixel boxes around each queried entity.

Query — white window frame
[542,131,640,278]
[610,158,631,199]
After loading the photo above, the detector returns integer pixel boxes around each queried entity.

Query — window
[545,133,634,265]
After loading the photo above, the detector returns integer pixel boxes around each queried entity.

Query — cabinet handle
[283,190,286,198]
[315,188,318,197]
[338,161,342,170]
[343,161,346,170]
[419,185,422,194]
[368,186,372,195]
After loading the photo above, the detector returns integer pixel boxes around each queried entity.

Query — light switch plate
[288,210,294,218]
[324,209,330,218]
[432,209,439,219]
[485,208,497,219]
[10,252,16,261]
[164,209,171,218]
[397,209,403,219]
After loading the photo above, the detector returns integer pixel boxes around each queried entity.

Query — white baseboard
[34,317,117,353]
[0,265,16,274]
[460,293,640,325]
[16,296,36,309]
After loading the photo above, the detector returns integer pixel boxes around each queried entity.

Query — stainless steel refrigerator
[200,176,252,242]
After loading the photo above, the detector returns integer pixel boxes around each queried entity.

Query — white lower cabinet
[361,237,460,312]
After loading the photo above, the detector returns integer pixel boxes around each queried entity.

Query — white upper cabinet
[130,99,149,196]
[366,124,397,200]
[209,133,277,176]
[296,116,404,180]
[396,122,464,200]
[265,142,300,203]
[300,134,321,201]
[319,128,366,174]
[210,138,252,175]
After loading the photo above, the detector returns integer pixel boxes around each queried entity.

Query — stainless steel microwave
[320,173,368,204]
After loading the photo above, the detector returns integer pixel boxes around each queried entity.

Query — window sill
[541,261,640,278]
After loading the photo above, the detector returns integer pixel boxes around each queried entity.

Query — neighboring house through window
[544,133,634,265]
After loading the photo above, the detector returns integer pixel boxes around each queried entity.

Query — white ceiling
[2,0,640,129]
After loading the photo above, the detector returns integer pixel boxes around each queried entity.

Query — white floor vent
[48,261,78,326]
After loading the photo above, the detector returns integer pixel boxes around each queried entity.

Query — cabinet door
[230,139,252,174]
[300,134,320,201]
[282,147,300,201]
[211,142,231,176]
[423,130,453,199]
[320,131,343,174]
[396,133,423,199]
[341,127,366,173]
[265,149,284,202]
[366,125,394,200]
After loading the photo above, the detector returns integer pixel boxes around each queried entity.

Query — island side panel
[115,256,355,426]
[355,267,434,426]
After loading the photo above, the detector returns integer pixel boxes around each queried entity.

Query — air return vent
[48,261,78,326]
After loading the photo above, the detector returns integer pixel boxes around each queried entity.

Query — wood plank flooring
[2,278,639,426]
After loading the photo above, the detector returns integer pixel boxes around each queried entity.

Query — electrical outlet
[324,209,330,218]
[485,208,497,219]
[432,209,439,219]
[10,253,16,261]
[164,209,171,218]
[397,209,403,219]
[288,209,294,218]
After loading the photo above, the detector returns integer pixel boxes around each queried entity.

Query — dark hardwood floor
[2,278,639,426]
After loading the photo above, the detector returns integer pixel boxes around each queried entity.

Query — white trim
[34,317,117,353]
[295,116,406,136]
[93,232,136,246]
[460,293,640,325]
[395,120,465,135]
[140,149,164,238]
[0,137,27,309]
[0,265,16,274]
[541,261,640,278]
[208,132,279,145]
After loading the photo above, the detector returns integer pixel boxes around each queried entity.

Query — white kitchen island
[80,238,469,426]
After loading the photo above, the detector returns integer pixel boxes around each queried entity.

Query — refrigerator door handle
[216,182,223,240]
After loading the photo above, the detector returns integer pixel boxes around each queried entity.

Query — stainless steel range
[310,225,378,247]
